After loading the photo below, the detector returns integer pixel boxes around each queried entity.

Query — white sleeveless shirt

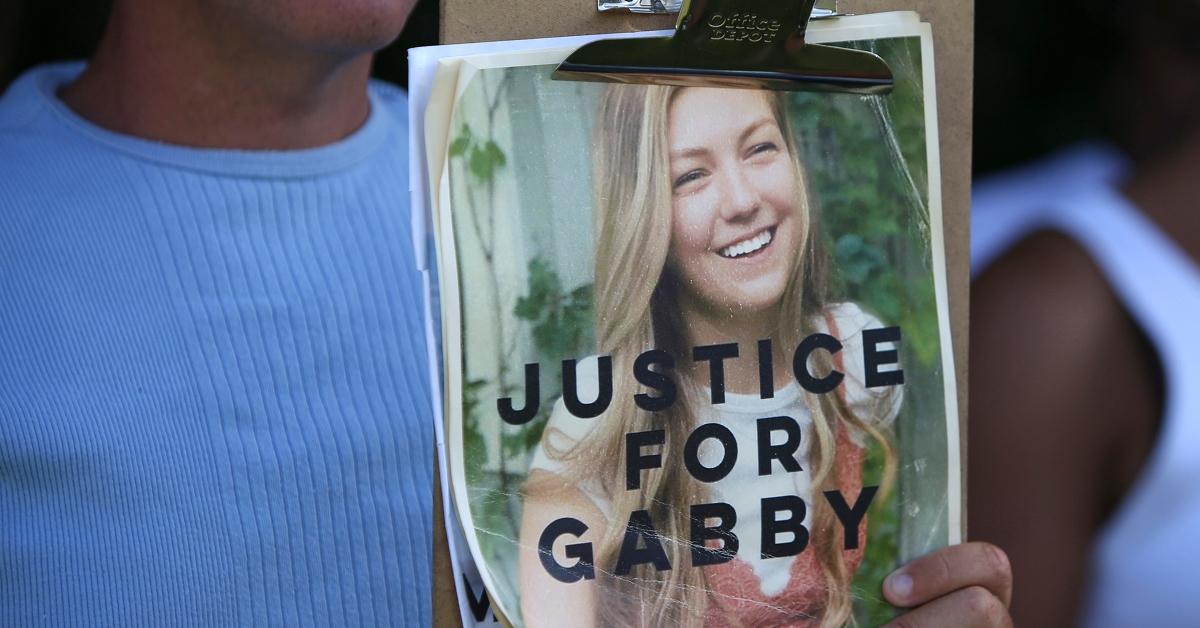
[973,146,1200,626]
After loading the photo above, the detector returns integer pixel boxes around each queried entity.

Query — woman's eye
[673,170,706,190]
[749,142,778,157]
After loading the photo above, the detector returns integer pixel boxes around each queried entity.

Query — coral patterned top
[702,426,868,627]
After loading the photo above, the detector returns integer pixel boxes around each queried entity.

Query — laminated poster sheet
[411,11,960,627]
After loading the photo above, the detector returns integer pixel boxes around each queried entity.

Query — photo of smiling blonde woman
[433,26,1012,627]
[517,84,902,627]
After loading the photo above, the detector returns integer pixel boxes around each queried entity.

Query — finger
[882,585,1013,628]
[883,542,1012,608]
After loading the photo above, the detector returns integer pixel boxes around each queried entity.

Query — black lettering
[694,343,739,404]
[562,356,613,418]
[793,333,844,394]
[757,338,774,400]
[634,349,677,412]
[761,495,810,558]
[626,430,665,491]
[690,502,739,567]
[538,518,595,583]
[824,486,879,550]
[462,576,492,622]
[614,510,672,575]
[497,363,540,425]
[684,423,737,483]
[863,327,905,388]
[756,416,803,475]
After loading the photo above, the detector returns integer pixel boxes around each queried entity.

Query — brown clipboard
[433,2,974,623]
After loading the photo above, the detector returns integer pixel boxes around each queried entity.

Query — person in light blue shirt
[0,0,434,625]
[0,1,1012,626]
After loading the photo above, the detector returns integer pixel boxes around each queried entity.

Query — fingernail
[886,571,913,601]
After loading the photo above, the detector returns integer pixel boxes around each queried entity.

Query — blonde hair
[528,85,895,627]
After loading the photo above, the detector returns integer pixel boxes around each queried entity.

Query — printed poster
[417,12,959,626]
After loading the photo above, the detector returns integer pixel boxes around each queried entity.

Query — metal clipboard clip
[599,0,841,17]
[554,0,894,94]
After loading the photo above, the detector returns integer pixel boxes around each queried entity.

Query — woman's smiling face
[665,87,803,316]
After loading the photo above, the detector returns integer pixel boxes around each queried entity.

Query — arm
[518,470,608,628]
[967,231,1160,625]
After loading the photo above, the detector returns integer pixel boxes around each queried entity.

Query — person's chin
[275,1,417,53]
[725,288,788,315]
[734,273,789,306]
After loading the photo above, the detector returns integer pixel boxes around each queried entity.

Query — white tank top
[973,146,1200,626]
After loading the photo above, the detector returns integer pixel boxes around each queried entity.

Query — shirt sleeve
[819,302,905,433]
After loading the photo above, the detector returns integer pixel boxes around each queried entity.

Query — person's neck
[679,299,793,395]
[60,3,373,150]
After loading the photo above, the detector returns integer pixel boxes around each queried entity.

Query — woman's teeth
[719,229,773,259]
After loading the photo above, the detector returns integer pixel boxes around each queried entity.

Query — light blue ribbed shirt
[0,63,433,626]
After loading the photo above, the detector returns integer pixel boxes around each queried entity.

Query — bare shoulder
[974,229,1119,331]
[972,227,1158,459]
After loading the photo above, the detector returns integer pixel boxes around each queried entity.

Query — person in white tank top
[970,3,1200,624]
